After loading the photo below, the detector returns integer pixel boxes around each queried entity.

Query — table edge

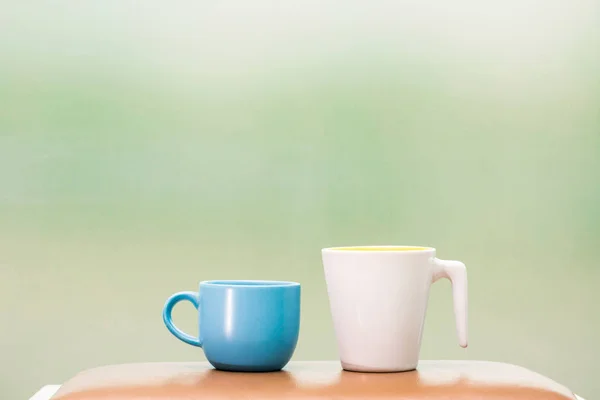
[29,384,585,400]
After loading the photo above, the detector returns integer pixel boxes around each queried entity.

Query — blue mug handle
[162,291,202,347]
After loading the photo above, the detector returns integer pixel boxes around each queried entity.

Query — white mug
[322,246,468,372]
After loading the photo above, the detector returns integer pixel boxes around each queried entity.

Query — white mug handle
[432,258,468,348]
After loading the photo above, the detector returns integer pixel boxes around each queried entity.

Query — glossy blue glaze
[163,280,301,372]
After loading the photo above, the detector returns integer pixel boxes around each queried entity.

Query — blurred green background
[1,1,599,398]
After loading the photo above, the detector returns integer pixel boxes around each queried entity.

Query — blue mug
[162,280,301,372]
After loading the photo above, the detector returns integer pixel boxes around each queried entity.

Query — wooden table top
[48,360,578,400]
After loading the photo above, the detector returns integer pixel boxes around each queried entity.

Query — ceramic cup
[162,280,301,372]
[322,246,468,372]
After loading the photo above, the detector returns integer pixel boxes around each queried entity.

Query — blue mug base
[210,361,285,372]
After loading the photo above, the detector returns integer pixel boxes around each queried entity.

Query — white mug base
[341,361,418,373]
